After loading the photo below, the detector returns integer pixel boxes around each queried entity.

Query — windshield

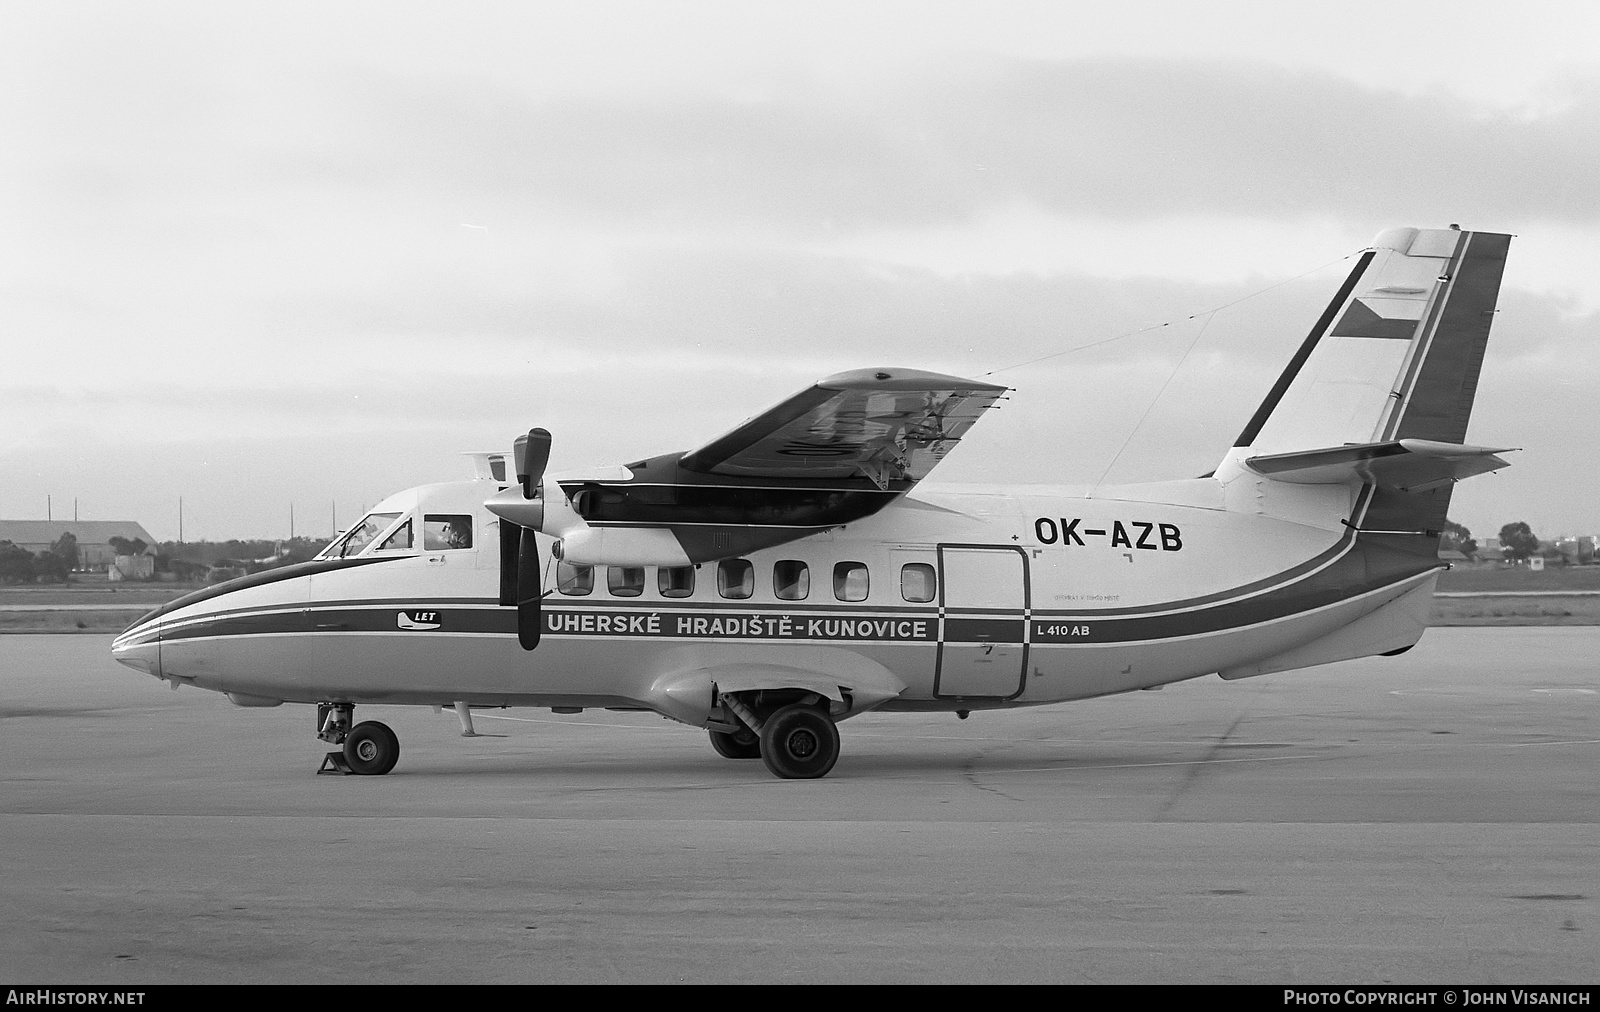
[323,512,402,559]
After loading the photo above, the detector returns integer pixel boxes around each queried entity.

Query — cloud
[15,51,1600,243]
[913,59,1600,227]
[226,58,1600,236]
[10,250,1593,538]
[6,22,1600,537]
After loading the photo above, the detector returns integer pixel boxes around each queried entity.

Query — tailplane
[1215,226,1513,534]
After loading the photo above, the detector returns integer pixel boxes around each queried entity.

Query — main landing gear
[710,693,841,779]
[315,702,400,776]
[708,727,762,760]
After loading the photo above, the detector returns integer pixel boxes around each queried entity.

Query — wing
[678,367,1008,490]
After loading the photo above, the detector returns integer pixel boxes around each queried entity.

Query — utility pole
[74,498,78,521]
[47,494,51,521]
[178,496,184,543]
[290,502,295,540]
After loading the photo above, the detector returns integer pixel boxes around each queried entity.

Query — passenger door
[935,545,1028,699]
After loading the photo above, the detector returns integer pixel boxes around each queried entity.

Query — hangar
[0,520,159,572]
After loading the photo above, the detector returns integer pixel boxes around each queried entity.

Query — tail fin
[1217,226,1512,533]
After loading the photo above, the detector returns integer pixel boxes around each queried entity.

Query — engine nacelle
[554,527,692,568]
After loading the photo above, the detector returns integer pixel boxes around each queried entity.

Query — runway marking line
[466,713,1600,758]
[985,753,1320,774]
[472,716,1317,750]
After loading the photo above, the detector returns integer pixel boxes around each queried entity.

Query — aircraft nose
[111,629,161,678]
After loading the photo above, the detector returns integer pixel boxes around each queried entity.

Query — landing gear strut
[316,702,400,776]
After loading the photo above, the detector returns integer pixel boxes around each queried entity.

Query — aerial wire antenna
[1087,308,1216,498]
[970,247,1364,496]
[980,250,1358,378]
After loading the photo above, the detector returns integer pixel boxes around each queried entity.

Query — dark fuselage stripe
[155,566,1434,647]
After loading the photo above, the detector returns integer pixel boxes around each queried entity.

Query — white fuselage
[112,474,1439,722]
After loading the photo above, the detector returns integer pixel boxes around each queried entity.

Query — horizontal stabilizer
[1245,439,1514,492]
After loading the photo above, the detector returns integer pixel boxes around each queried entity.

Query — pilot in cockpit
[423,515,473,551]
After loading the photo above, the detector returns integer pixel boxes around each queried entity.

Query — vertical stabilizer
[1217,226,1511,532]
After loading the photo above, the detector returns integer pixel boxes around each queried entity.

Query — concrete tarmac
[2,628,1596,984]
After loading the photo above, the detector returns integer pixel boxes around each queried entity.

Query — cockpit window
[326,512,401,558]
[423,515,473,550]
[377,518,413,552]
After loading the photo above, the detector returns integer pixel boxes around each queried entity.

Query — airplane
[112,225,1514,779]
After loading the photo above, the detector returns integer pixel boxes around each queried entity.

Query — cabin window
[377,518,413,552]
[608,566,645,597]
[490,458,506,482]
[834,562,869,602]
[773,560,809,601]
[557,562,593,596]
[718,559,754,599]
[659,566,695,598]
[900,563,937,603]
[423,515,473,550]
[328,512,400,558]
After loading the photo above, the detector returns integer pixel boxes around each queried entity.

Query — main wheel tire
[758,704,840,779]
[709,727,762,759]
[343,720,400,775]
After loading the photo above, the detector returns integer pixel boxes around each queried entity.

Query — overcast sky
[4,0,1598,543]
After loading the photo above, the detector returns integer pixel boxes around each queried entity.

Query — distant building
[1552,535,1596,566]
[0,520,159,571]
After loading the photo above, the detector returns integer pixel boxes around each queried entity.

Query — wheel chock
[318,750,354,775]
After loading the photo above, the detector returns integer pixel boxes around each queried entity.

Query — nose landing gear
[315,702,401,775]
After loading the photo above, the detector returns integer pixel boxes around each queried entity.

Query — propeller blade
[516,527,542,650]
[498,520,520,608]
[514,427,552,500]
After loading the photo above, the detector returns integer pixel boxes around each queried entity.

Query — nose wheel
[315,703,401,775]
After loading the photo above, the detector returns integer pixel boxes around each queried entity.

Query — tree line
[154,537,329,580]
[0,533,79,584]
[1441,520,1547,562]
[0,534,333,584]
[0,522,1572,586]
